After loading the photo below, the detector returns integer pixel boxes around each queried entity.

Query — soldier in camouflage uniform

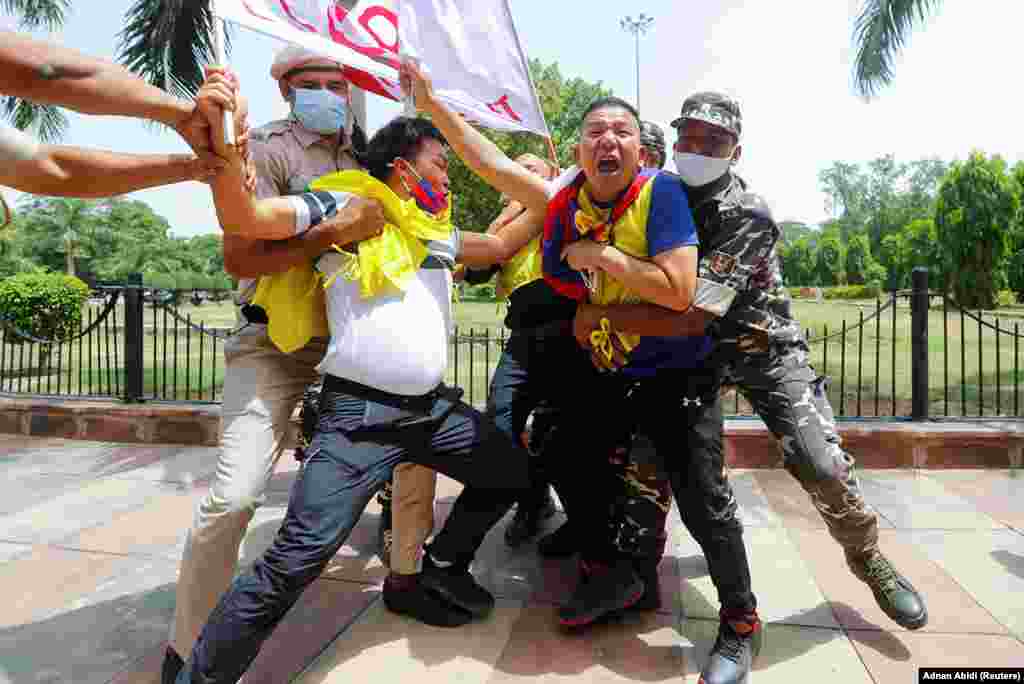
[639,120,668,170]
[670,92,926,635]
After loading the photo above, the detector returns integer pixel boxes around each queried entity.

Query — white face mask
[674,152,732,187]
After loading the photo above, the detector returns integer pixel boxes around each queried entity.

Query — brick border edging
[2,396,1023,469]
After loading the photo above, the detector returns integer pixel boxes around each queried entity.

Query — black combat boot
[699,609,763,684]
[558,559,645,627]
[847,548,928,629]
[505,490,557,547]
[161,646,184,684]
[376,484,393,568]
[537,521,581,558]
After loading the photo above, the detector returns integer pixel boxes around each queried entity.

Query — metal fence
[3,269,1024,420]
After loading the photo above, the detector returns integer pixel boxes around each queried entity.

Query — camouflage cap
[670,92,742,140]
[639,121,667,168]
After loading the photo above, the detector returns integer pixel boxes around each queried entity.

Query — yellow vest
[496,235,543,300]
[573,179,658,352]
[251,171,454,353]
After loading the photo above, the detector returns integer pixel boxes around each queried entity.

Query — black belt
[322,374,460,409]
[240,303,269,325]
[509,319,572,338]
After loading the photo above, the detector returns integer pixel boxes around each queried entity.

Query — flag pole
[544,136,558,168]
[211,1,236,146]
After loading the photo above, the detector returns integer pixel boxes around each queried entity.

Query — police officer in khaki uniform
[163,46,380,683]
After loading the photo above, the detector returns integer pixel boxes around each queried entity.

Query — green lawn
[3,297,1022,418]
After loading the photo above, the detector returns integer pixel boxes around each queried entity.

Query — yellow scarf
[251,170,454,353]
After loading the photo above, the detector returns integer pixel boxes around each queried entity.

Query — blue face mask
[290,87,349,135]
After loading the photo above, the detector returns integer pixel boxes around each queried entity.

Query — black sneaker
[847,549,928,630]
[419,554,495,618]
[382,576,473,628]
[376,487,393,568]
[699,612,763,684]
[505,493,558,548]
[630,562,662,612]
[161,646,184,684]
[537,522,580,558]
[559,559,645,627]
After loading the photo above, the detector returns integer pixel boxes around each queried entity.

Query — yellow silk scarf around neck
[250,170,454,354]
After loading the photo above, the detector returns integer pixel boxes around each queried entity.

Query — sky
[2,0,1022,236]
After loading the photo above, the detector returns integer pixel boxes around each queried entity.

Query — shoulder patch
[738,192,773,220]
[249,119,290,143]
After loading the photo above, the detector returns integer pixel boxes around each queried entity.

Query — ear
[731,144,743,165]
[278,80,292,101]
[639,147,651,167]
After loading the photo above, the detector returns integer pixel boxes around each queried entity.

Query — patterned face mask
[398,159,449,215]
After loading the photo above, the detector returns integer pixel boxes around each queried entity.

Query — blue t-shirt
[618,172,713,378]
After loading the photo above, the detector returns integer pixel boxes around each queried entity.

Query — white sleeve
[289,190,354,236]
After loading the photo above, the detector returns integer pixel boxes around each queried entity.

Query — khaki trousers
[390,463,438,574]
[169,325,325,657]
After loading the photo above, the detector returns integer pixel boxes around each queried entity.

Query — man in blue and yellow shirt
[541,96,761,684]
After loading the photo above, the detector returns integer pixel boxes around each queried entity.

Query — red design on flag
[328,2,400,71]
[486,94,522,123]
[277,0,319,33]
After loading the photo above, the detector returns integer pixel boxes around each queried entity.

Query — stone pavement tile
[0,548,178,684]
[100,445,220,488]
[0,473,83,515]
[488,606,683,683]
[679,619,871,683]
[0,477,183,545]
[0,435,59,457]
[243,580,380,684]
[787,528,1008,634]
[924,470,1024,531]
[320,508,390,587]
[66,488,199,560]
[674,526,840,628]
[0,542,32,564]
[729,470,784,528]
[848,631,1024,683]
[294,598,523,684]
[0,439,119,479]
[857,471,1004,529]
[751,470,893,531]
[908,529,1024,640]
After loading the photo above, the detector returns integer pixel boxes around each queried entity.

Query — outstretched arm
[401,59,550,215]
[0,30,223,156]
[458,205,546,267]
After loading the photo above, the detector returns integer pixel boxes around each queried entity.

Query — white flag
[213,0,549,137]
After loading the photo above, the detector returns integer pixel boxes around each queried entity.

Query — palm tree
[852,0,942,98]
[1,0,73,141]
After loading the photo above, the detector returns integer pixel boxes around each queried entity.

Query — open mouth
[596,157,621,175]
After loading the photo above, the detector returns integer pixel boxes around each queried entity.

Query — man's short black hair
[581,97,640,128]
[362,116,448,181]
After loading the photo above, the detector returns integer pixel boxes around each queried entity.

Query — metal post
[911,267,929,420]
[123,272,145,403]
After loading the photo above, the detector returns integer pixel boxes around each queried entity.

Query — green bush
[464,283,497,301]
[0,271,89,342]
[822,284,883,300]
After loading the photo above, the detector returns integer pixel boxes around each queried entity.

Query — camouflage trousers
[727,345,878,556]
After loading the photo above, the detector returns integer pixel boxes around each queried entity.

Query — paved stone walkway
[1,433,1023,683]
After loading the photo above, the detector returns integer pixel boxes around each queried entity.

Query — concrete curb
[2,395,1023,468]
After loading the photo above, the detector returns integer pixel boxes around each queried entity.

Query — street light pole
[620,13,654,112]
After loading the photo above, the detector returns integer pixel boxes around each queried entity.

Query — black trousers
[550,367,757,615]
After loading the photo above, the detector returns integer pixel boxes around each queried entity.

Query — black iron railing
[3,269,1024,419]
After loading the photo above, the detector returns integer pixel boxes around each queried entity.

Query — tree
[935,152,1019,309]
[845,232,879,285]
[778,235,816,286]
[815,226,845,286]
[445,59,613,234]
[852,0,943,98]
[1,0,73,140]
[777,221,817,250]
